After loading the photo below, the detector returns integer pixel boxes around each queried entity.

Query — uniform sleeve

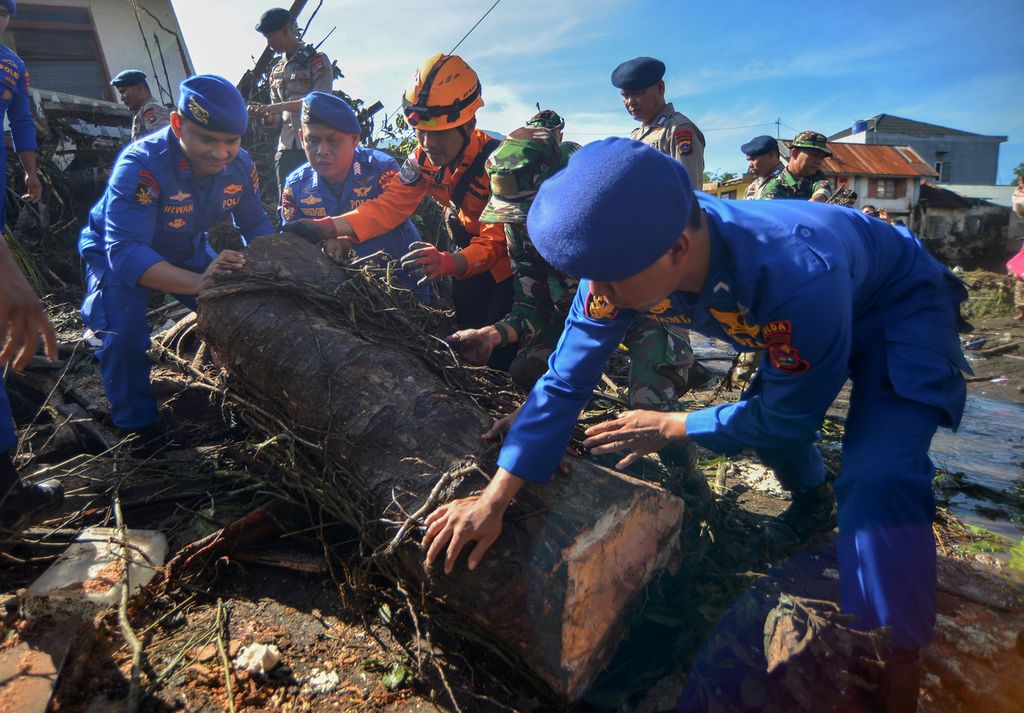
[8,66,38,153]
[498,283,634,482]
[665,121,704,188]
[102,155,164,286]
[142,104,171,135]
[232,159,275,242]
[811,178,835,202]
[760,177,783,200]
[343,161,427,241]
[310,52,334,93]
[503,223,553,340]
[685,272,852,454]
[458,217,509,278]
[280,180,298,223]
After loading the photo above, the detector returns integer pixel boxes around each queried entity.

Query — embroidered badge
[708,307,763,348]
[134,170,160,205]
[353,162,362,177]
[143,107,156,124]
[353,185,372,198]
[223,183,243,196]
[584,290,619,321]
[655,115,668,128]
[399,157,422,186]
[378,168,398,189]
[648,299,672,315]
[299,194,322,205]
[222,197,241,209]
[168,190,191,202]
[187,96,210,125]
[167,218,187,229]
[675,129,693,155]
[310,54,326,73]
[763,320,810,374]
[282,202,296,221]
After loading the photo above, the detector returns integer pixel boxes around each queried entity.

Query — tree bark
[195,234,685,700]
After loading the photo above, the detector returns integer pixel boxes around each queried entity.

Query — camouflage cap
[527,109,565,132]
[480,126,562,224]
[790,130,832,156]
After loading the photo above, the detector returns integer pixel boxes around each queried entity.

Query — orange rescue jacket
[343,129,511,282]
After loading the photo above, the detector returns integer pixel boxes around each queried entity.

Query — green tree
[1013,162,1024,183]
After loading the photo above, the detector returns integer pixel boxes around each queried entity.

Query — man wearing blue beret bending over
[422,138,969,712]
[281,92,426,296]
[79,75,274,439]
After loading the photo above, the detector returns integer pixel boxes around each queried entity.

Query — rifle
[237,0,310,100]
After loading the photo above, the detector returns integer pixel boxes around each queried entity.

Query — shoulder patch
[674,129,693,155]
[134,169,160,205]
[655,115,668,128]
[764,320,810,374]
[399,156,422,186]
[584,290,619,321]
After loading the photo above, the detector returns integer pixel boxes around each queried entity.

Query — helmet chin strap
[446,123,472,167]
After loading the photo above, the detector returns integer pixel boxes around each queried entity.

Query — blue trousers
[834,333,942,650]
[0,381,16,454]
[82,280,198,429]
[744,313,959,651]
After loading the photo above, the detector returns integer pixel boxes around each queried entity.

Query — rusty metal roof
[821,143,938,178]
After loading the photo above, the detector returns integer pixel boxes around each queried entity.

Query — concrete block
[25,526,167,612]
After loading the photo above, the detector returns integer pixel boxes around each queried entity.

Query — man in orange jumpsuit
[297,54,513,365]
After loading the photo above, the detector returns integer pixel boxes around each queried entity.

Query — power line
[377,0,503,135]
[449,0,501,55]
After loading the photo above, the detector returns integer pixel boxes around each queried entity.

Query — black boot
[762,480,837,555]
[0,479,64,531]
[876,647,922,713]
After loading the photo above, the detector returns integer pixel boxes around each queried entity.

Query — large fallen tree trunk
[195,233,685,700]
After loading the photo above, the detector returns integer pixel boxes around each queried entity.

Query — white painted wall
[20,0,193,103]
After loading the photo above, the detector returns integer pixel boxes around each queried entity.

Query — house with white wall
[819,142,937,224]
[7,0,193,105]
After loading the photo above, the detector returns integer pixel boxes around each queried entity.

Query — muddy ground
[0,272,1022,713]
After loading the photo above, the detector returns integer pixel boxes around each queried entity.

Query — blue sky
[173,0,1024,183]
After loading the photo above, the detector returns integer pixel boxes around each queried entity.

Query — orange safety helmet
[401,53,484,131]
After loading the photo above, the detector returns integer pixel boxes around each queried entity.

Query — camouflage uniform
[480,124,694,412]
[760,131,835,202]
[744,162,784,200]
[630,102,705,188]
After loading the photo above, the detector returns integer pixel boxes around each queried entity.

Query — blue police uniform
[79,127,274,428]
[281,151,426,295]
[500,194,968,651]
[0,32,38,456]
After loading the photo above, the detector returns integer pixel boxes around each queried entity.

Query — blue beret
[611,57,666,90]
[527,138,693,281]
[301,92,361,134]
[0,1,15,16]
[740,135,779,158]
[177,74,248,135]
[256,7,291,34]
[111,69,148,88]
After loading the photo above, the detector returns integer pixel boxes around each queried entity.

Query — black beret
[611,57,666,90]
[110,69,148,88]
[256,7,291,34]
[740,135,779,158]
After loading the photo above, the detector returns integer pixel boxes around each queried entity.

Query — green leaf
[382,663,411,691]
